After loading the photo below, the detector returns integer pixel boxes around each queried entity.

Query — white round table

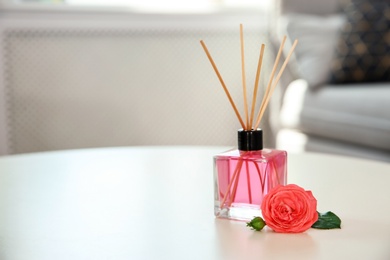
[0,146,389,260]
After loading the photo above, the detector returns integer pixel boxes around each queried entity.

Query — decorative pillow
[284,14,345,88]
[329,0,390,84]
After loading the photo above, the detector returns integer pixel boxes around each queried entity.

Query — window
[11,0,271,13]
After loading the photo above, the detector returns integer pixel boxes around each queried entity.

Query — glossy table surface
[0,146,389,260]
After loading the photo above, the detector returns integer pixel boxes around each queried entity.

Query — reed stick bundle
[201,25,297,131]
[201,25,298,209]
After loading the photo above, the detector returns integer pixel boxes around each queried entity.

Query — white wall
[0,9,272,154]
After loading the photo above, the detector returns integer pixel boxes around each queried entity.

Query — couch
[268,0,390,162]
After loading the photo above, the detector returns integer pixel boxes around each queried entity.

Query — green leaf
[246,216,266,231]
[312,211,341,229]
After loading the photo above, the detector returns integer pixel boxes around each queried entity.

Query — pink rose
[261,184,318,233]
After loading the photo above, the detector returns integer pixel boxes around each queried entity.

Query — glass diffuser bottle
[200,25,297,221]
[214,129,287,221]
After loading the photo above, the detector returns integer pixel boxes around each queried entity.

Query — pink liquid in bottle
[214,129,287,221]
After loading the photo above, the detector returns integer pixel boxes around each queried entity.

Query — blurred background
[0,0,389,162]
[0,0,274,154]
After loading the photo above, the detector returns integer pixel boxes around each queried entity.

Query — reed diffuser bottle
[201,24,297,221]
[214,129,287,220]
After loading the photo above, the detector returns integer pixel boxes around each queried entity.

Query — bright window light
[15,0,270,13]
[66,0,216,13]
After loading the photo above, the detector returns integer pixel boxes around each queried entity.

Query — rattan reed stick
[200,40,246,129]
[249,44,265,130]
[240,24,249,130]
[254,39,298,129]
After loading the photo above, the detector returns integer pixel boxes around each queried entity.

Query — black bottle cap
[238,129,263,151]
